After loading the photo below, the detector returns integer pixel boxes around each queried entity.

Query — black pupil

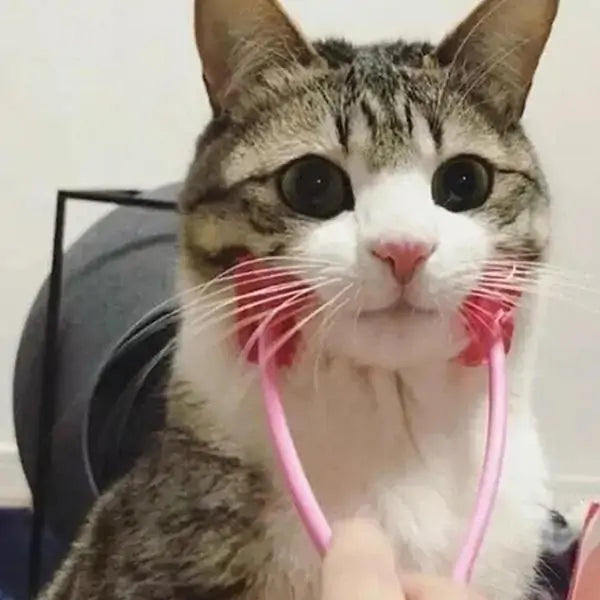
[444,161,478,200]
[296,161,332,200]
[431,156,491,212]
[280,155,352,219]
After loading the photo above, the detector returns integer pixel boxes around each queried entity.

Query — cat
[40,0,565,599]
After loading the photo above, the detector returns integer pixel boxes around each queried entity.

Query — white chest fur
[263,358,548,600]
[175,311,550,600]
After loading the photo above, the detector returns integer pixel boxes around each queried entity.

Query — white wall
[2,0,599,504]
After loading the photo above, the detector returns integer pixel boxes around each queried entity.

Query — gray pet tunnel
[13,184,181,544]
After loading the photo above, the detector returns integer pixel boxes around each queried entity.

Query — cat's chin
[317,306,468,371]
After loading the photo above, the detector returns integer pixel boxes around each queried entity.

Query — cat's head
[179,0,558,370]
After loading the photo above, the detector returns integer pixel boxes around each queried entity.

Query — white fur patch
[176,297,549,600]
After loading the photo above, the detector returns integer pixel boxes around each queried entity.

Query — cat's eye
[431,155,493,213]
[279,155,354,219]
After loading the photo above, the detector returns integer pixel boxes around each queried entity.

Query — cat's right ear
[194,0,318,113]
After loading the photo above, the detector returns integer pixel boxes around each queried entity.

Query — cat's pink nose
[373,241,434,283]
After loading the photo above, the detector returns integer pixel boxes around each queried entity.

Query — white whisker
[258,284,355,371]
[312,296,353,395]
[229,284,354,405]
[237,280,346,366]
[184,278,338,342]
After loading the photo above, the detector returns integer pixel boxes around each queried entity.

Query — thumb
[402,573,486,600]
[321,519,405,600]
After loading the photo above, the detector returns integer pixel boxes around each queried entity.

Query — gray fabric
[13,185,180,541]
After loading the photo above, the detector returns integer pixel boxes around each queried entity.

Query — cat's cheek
[408,207,494,310]
[289,213,372,304]
[293,216,401,310]
[291,212,358,271]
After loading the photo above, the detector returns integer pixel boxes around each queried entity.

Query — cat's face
[179,0,557,370]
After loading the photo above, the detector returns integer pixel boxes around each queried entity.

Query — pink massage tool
[234,259,517,584]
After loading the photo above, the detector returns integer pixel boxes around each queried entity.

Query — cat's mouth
[357,297,439,320]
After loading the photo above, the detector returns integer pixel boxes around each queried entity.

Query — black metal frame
[28,189,177,598]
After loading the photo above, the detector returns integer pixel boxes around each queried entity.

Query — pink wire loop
[258,330,332,555]
[257,322,508,583]
[452,338,508,582]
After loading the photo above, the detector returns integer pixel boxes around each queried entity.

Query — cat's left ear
[436,0,559,129]
[194,0,319,113]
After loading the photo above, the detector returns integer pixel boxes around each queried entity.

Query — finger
[321,519,405,600]
[402,573,486,600]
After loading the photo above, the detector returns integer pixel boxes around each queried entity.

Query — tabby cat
[41,0,563,598]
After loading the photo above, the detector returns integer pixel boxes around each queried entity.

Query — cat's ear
[194,0,318,112]
[436,0,559,128]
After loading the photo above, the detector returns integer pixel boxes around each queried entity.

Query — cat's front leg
[39,427,271,600]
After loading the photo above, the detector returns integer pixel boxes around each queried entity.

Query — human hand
[321,519,484,600]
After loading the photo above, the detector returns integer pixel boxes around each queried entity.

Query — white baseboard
[0,442,30,507]
[0,440,598,513]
